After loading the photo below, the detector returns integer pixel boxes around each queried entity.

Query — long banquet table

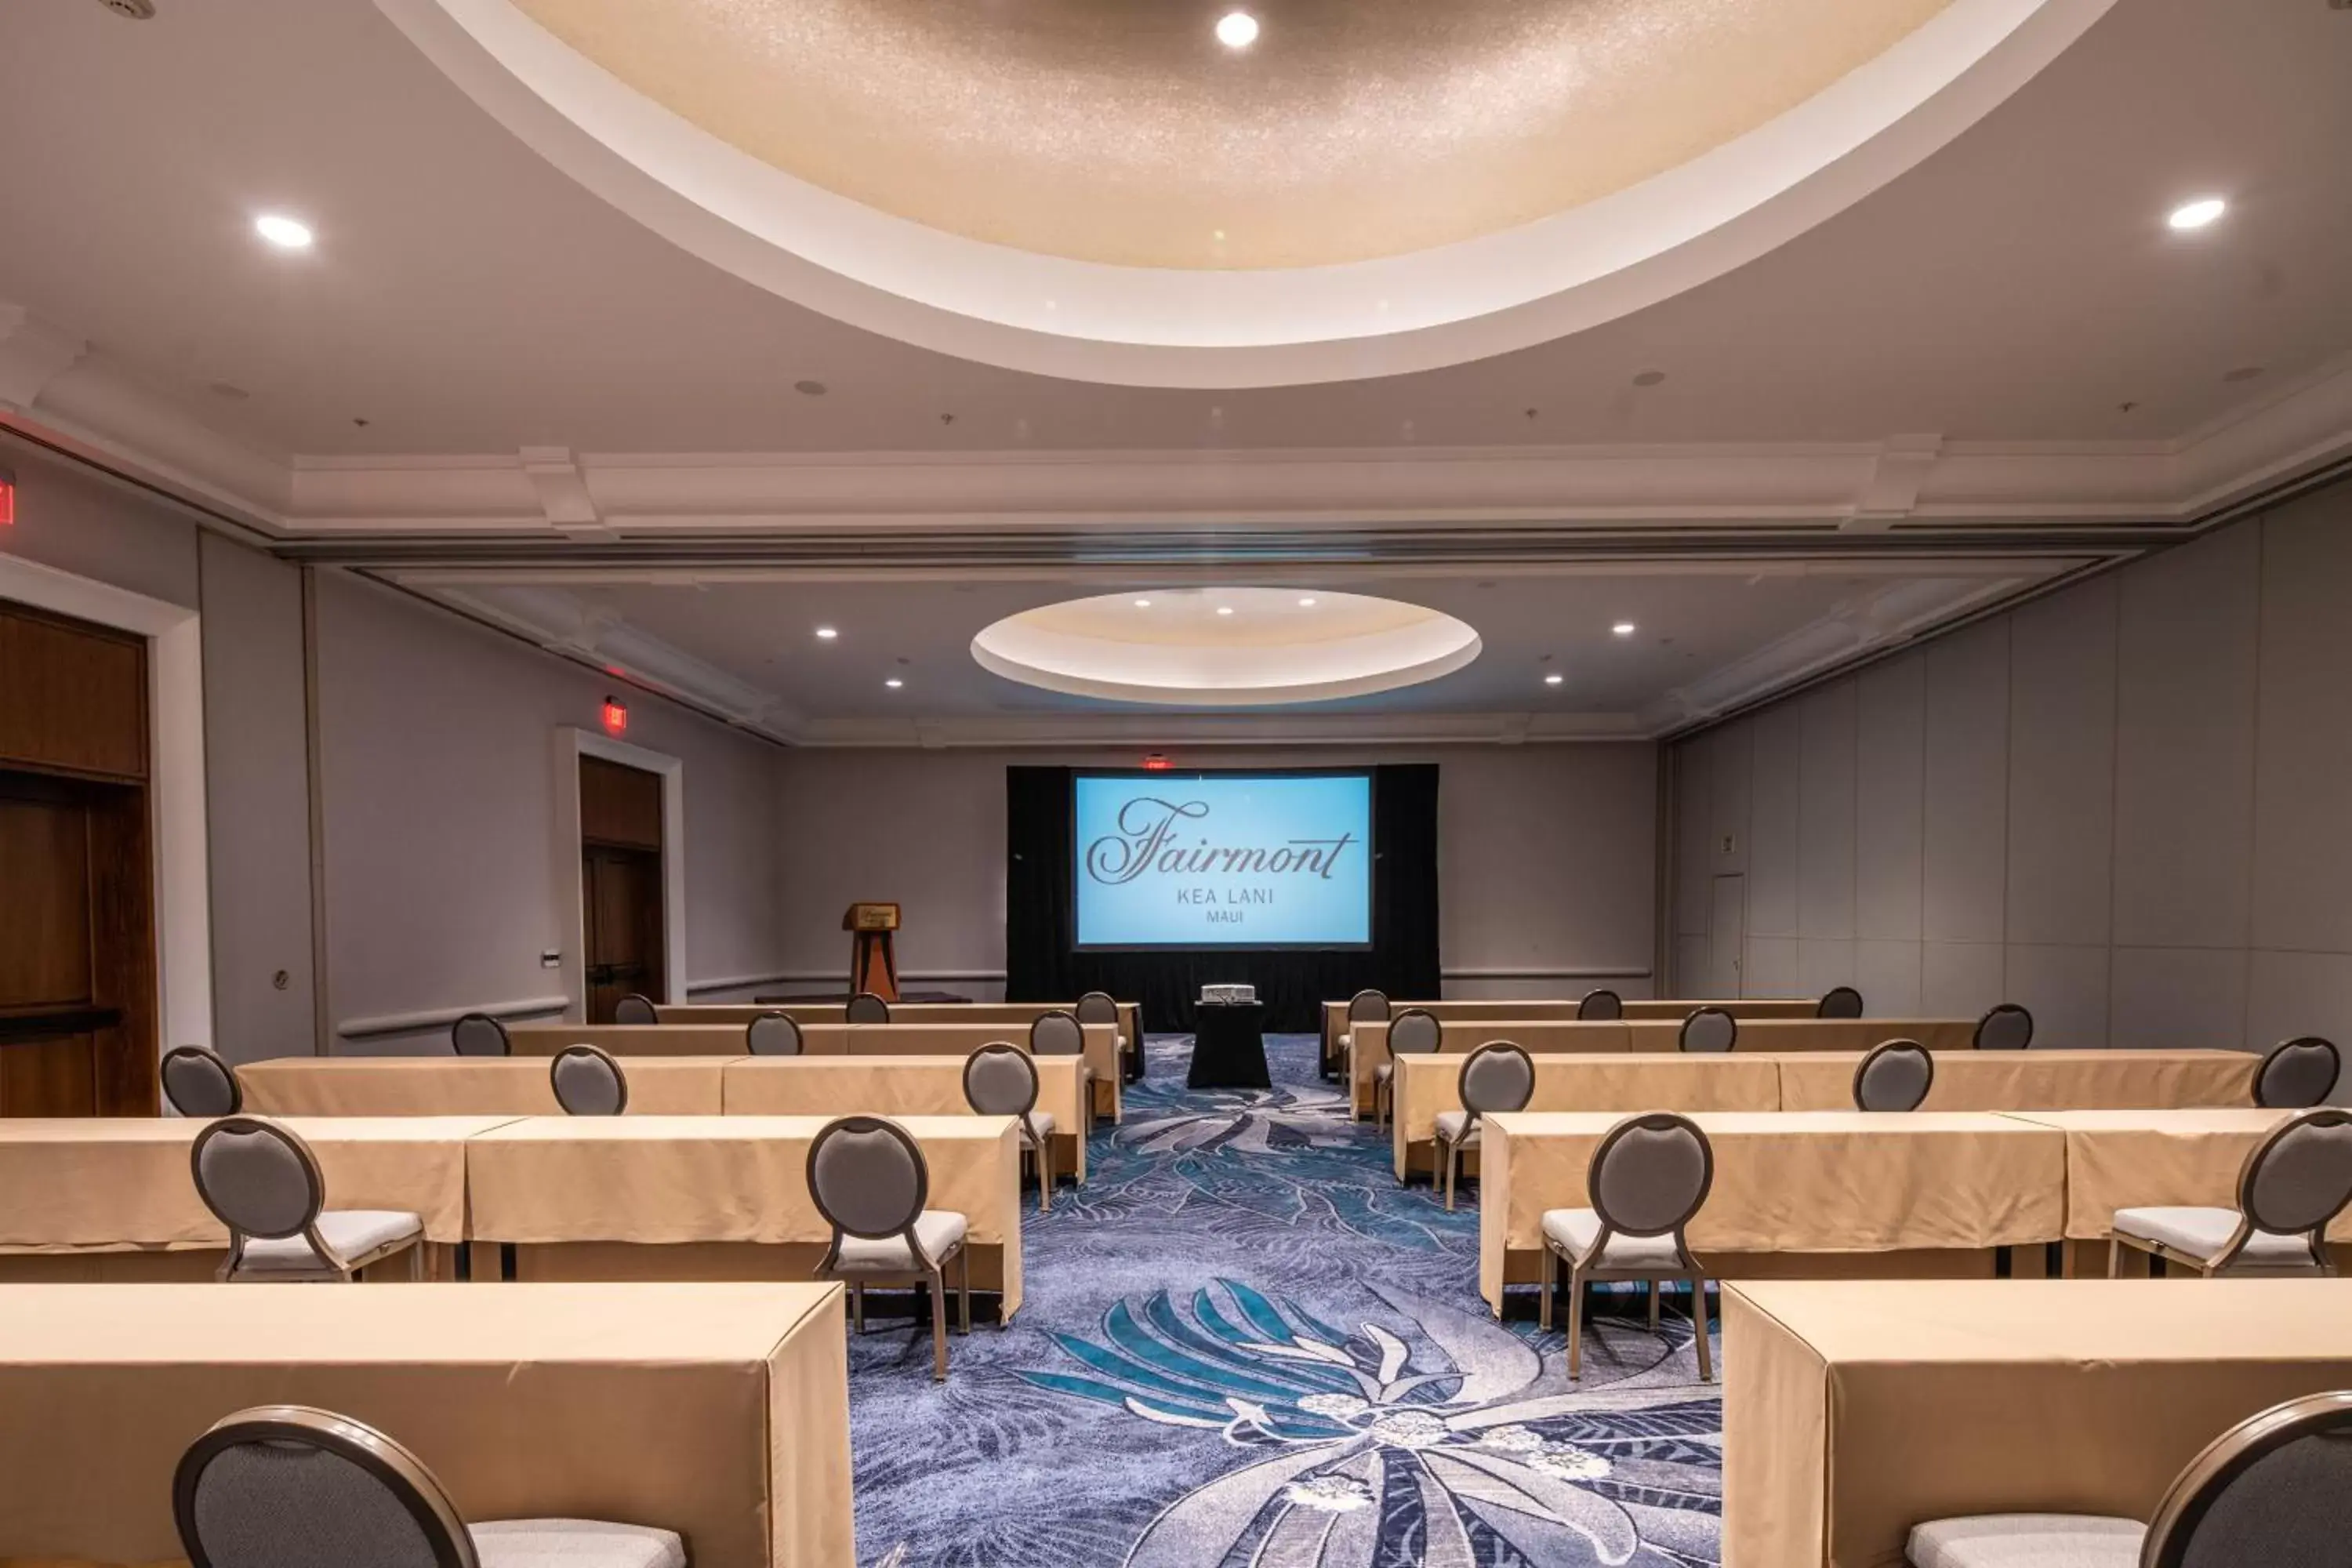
[721,1054,1091,1180]
[1722,1278,2352,1566]
[0,1280,855,1568]
[464,1115,1028,1317]
[1390,1052,1783,1181]
[1319,996,1821,1073]
[1476,1110,2067,1312]
[0,1116,511,1281]
[238,1055,736,1116]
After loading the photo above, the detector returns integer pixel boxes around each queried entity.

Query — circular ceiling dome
[383,0,2117,384]
[971,588,1481,706]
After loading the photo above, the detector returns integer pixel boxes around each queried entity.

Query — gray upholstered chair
[964,1043,1054,1210]
[1537,1112,1715,1382]
[2109,1107,2352,1278]
[1338,989,1389,1077]
[190,1117,424,1283]
[1029,1008,1091,1131]
[1679,1007,1737,1054]
[1906,1389,2352,1568]
[450,1012,510,1058]
[1974,1003,2034,1051]
[1377,1007,1442,1129]
[1076,991,1131,1080]
[745,1011,802,1057]
[173,1404,687,1568]
[612,994,658,1025]
[162,1046,241,1118]
[1577,989,1623,1022]
[1816,985,1865,1019]
[2256,1036,2339,1109]
[845,992,891,1024]
[1853,1039,1935,1112]
[549,1044,627,1116]
[808,1116,971,1381]
[1437,1042,1535,1210]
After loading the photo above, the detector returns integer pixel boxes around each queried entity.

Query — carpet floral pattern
[850,1034,1722,1567]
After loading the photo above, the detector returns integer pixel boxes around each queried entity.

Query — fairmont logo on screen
[1071,773,1374,948]
[1083,797,1357,886]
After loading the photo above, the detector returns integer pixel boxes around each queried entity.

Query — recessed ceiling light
[793,379,828,397]
[814,626,838,641]
[2222,365,2265,383]
[884,677,905,689]
[1132,598,1152,608]
[2167,197,2226,231]
[1544,673,1565,686]
[1215,606,1236,616]
[1611,622,1638,637]
[1632,369,1667,387]
[253,213,314,250]
[1297,597,1318,608]
[1215,10,1259,49]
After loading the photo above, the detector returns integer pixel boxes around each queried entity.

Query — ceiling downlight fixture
[253,213,314,250]
[2167,196,2226,231]
[1214,10,1259,49]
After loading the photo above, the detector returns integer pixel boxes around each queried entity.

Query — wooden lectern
[844,902,902,1002]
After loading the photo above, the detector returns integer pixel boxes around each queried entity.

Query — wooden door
[1706,874,1747,1000]
[579,756,665,1024]
[0,602,156,1117]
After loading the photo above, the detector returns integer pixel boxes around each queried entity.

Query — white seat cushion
[1907,1514,2143,1568]
[473,1519,688,1568]
[1022,1110,1056,1144]
[1374,1062,1393,1082]
[238,1210,422,1272]
[2111,1206,2319,1267]
[833,1210,967,1273]
[1340,1032,1353,1048]
[1434,1111,1479,1145]
[1540,1208,1688,1270]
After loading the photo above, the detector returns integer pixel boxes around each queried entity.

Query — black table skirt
[1189,1002,1271,1090]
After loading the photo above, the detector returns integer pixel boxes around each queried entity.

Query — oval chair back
[1347,989,1390,1024]
[1577,988,1623,1021]
[174,1404,473,1568]
[190,1117,327,1262]
[1974,1003,2034,1051]
[1458,1042,1536,1123]
[1075,991,1119,1025]
[449,1012,510,1058]
[2143,1390,2352,1567]
[2256,1036,2341,1110]
[549,1044,628,1116]
[612,994,658,1025]
[807,1116,929,1265]
[1588,1112,1715,1259]
[1029,1009,1084,1056]
[162,1046,242,1118]
[1388,1007,1443,1056]
[1816,985,1865,1019]
[964,1044,1042,1136]
[1679,1007,1738,1054]
[746,1011,803,1057]
[845,992,891,1024]
[2234,1108,2352,1266]
[1852,1039,1934,1112]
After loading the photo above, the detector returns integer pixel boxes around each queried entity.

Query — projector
[1200,984,1257,1006]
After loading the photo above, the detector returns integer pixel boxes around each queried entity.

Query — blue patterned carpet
[848,1034,1722,1567]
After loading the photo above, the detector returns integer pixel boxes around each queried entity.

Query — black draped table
[1189,1001,1271,1090]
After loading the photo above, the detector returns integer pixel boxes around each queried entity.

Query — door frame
[0,552,212,1057]
[552,727,685,1022]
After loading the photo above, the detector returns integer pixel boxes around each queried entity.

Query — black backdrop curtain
[1005,764,1440,1034]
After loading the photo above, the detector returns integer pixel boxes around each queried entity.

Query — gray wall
[1667,477,2352,1051]
[773,743,1661,1003]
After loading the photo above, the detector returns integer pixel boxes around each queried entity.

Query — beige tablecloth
[664,999,1142,1049]
[1996,1108,2352,1243]
[1722,1278,2352,1566]
[721,1054,1090,1179]
[1777,1049,2256,1113]
[1477,1111,2067,1312]
[506,1022,753,1058]
[465,1116,1025,1316]
[1320,997,1820,1068]
[238,1057,739,1116]
[0,1116,513,1252]
[1390,1052,1784,1179]
[1348,1019,1637,1116]
[0,1280,853,1568]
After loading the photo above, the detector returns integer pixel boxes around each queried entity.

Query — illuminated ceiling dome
[382,0,2115,384]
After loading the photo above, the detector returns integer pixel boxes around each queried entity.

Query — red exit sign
[0,470,14,526]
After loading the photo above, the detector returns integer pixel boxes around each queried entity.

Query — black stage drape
[1005,764,1441,1033]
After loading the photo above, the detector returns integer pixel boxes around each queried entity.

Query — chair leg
[1038,1138,1053,1212]
[1539,1242,1556,1332]
[958,1246,972,1334]
[928,1269,949,1381]
[2107,1238,2122,1277]
[1649,1279,1661,1331]
[852,1283,866,1334]
[1566,1265,1587,1380]
[410,1243,425,1283]
[1690,1277,1713,1383]
[1443,1139,1457,1211]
